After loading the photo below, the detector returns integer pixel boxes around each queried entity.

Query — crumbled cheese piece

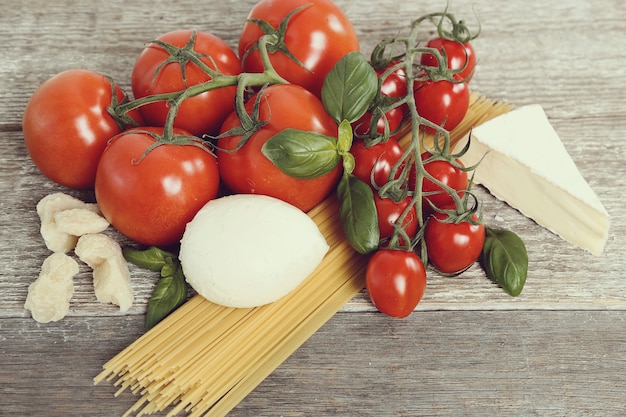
[36,192,109,253]
[75,233,134,312]
[24,252,78,323]
[54,208,110,236]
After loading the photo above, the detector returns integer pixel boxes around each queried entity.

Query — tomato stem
[112,31,289,144]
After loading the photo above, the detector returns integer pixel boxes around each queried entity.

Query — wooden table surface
[2,0,625,416]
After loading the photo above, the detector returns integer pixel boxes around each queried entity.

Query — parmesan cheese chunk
[75,233,134,312]
[36,192,106,253]
[179,194,330,308]
[453,104,610,255]
[55,208,110,236]
[25,252,78,323]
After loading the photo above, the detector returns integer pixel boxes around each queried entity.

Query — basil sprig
[262,52,381,254]
[321,51,379,124]
[123,246,188,329]
[145,263,187,330]
[262,129,341,180]
[337,172,380,254]
[481,228,528,296]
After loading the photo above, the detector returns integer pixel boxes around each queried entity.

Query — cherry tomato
[419,152,468,209]
[131,30,241,137]
[365,249,427,318]
[350,138,404,189]
[353,61,408,141]
[95,127,220,247]
[239,0,360,97]
[421,37,477,82]
[217,84,342,212]
[374,194,418,244]
[413,75,470,133]
[424,212,485,275]
[22,69,141,189]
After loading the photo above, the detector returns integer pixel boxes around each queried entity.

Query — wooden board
[1,0,626,416]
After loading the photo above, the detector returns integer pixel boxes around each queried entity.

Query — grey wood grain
[1,0,625,415]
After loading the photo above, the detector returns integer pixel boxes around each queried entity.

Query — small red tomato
[420,152,468,209]
[424,212,485,275]
[131,30,241,137]
[95,127,220,247]
[22,69,141,189]
[373,194,418,243]
[366,249,427,318]
[239,0,360,97]
[421,37,477,82]
[217,84,342,212]
[413,75,470,133]
[353,61,408,141]
[350,138,404,189]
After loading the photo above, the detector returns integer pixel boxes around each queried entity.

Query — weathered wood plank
[2,311,625,416]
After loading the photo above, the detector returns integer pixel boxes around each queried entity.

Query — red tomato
[421,37,477,82]
[217,84,342,212]
[22,69,141,189]
[365,249,427,318]
[239,0,360,97]
[95,127,220,247]
[424,212,485,275]
[420,152,468,209]
[131,30,241,137]
[374,194,418,244]
[353,61,408,140]
[413,75,470,133]
[350,138,404,189]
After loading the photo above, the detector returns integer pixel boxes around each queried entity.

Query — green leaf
[337,119,354,154]
[262,128,341,180]
[337,173,380,254]
[145,264,188,330]
[481,228,528,296]
[123,246,174,272]
[321,52,378,124]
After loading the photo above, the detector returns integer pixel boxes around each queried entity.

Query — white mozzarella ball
[179,194,329,308]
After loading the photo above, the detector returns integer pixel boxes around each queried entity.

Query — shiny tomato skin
[353,106,405,141]
[366,249,427,318]
[353,61,408,140]
[421,38,476,82]
[374,194,418,243]
[239,0,360,97]
[95,127,220,247]
[413,76,470,133]
[131,30,241,137]
[22,69,140,189]
[217,84,342,212]
[420,152,468,209]
[350,138,404,189]
[424,212,485,275]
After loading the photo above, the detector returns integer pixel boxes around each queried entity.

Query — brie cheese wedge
[453,104,609,255]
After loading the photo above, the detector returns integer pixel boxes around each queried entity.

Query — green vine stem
[110,30,289,144]
[366,9,483,260]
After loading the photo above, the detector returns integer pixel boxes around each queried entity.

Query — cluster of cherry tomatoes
[22,0,484,318]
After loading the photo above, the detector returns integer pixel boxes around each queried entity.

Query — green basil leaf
[123,246,174,272]
[337,173,379,254]
[321,51,378,124]
[145,264,187,330]
[262,128,341,180]
[337,119,354,154]
[481,228,528,296]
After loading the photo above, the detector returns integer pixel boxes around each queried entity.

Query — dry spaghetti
[95,94,514,417]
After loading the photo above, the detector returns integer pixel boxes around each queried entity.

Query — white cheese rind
[179,194,330,308]
[454,104,609,256]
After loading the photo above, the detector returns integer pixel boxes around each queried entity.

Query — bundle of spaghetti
[95,94,513,417]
